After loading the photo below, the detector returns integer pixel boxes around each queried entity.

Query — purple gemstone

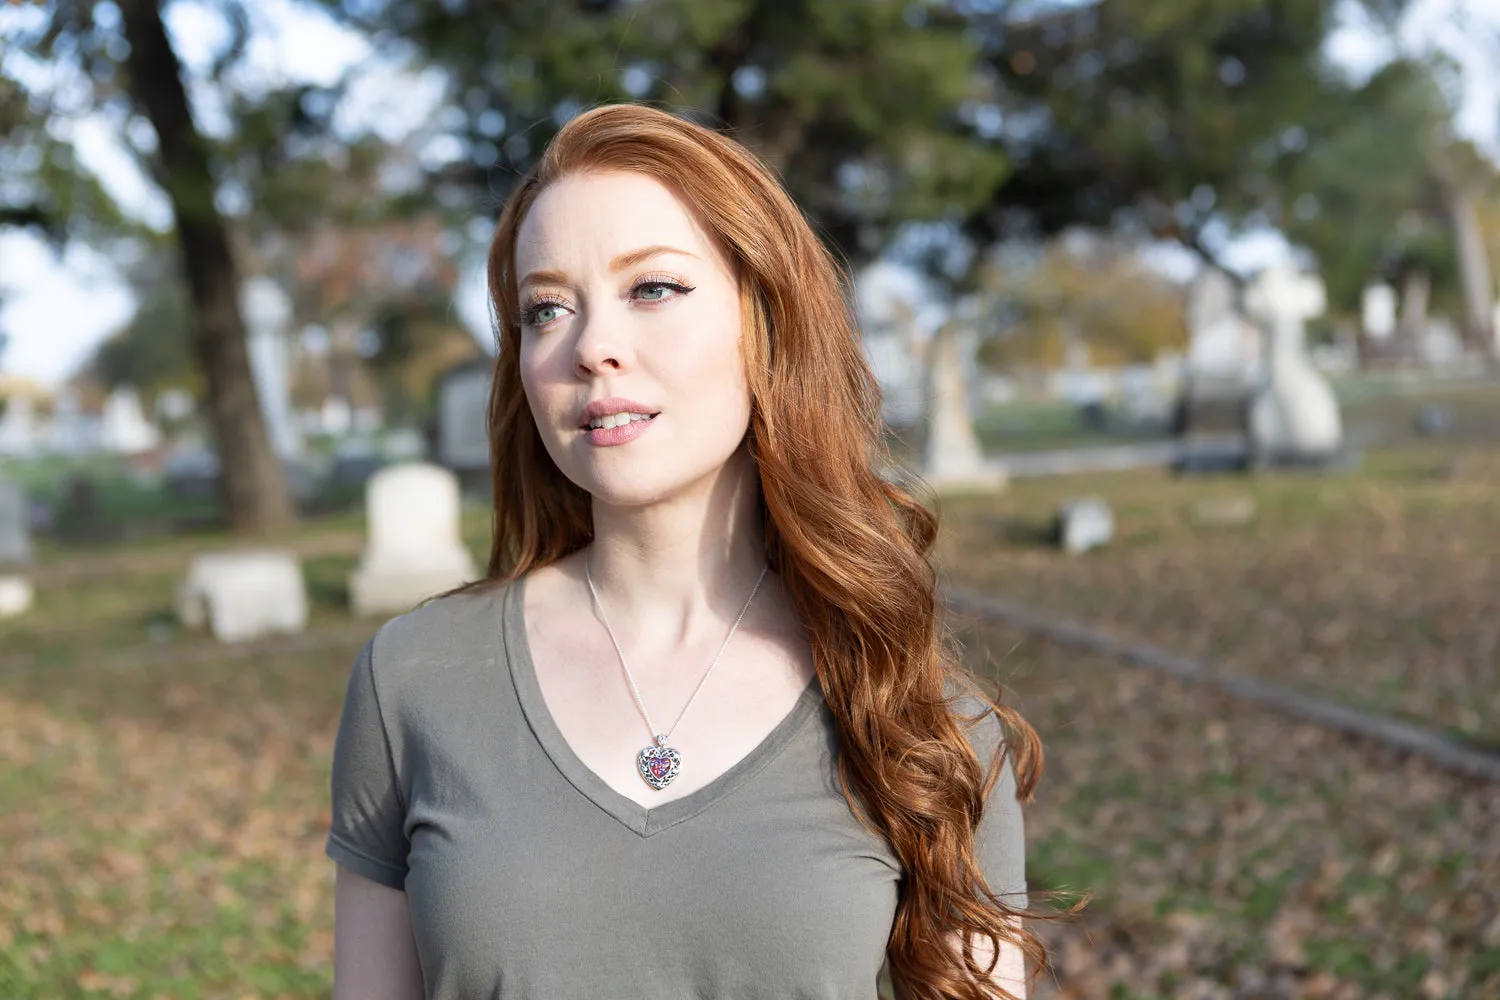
[650,757,672,779]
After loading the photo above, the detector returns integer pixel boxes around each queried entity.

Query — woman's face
[514,170,752,508]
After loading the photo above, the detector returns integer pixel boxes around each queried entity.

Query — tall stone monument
[1172,267,1262,470]
[920,324,1005,491]
[242,276,303,461]
[0,475,33,617]
[1244,263,1343,462]
[99,388,162,455]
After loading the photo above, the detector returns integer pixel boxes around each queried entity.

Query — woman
[327,103,1044,1000]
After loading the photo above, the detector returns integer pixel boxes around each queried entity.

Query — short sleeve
[325,639,410,890]
[955,693,1028,911]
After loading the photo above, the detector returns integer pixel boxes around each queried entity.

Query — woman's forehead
[515,171,725,275]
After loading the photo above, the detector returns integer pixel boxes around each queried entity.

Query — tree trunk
[1444,183,1498,359]
[118,0,292,533]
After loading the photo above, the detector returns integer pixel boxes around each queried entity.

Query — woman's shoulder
[364,580,515,693]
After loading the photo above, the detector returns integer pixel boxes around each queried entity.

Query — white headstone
[48,387,98,456]
[242,276,303,460]
[99,388,161,454]
[348,462,478,616]
[1056,496,1114,554]
[0,576,33,618]
[435,363,493,473]
[156,388,195,423]
[175,550,308,643]
[921,325,1005,491]
[1185,268,1262,385]
[857,264,928,426]
[0,476,31,567]
[0,396,39,458]
[1244,264,1342,457]
[1361,283,1398,340]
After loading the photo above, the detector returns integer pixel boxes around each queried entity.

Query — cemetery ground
[3,440,1498,998]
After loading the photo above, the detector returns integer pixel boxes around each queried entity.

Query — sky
[0,0,1497,388]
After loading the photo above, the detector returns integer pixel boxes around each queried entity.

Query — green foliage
[315,0,1010,260]
[1279,59,1475,314]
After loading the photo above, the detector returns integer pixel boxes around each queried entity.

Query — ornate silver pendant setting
[637,735,681,790]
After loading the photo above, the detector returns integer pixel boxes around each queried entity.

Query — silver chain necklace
[584,554,769,791]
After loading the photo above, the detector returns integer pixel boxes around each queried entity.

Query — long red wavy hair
[471,103,1046,998]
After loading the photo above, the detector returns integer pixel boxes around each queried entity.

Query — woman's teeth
[588,413,653,430]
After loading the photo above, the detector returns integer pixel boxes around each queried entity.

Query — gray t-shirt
[326,577,1026,999]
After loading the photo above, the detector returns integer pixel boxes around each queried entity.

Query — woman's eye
[634,280,693,303]
[524,301,568,327]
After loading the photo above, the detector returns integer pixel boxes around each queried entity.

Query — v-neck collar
[502,574,825,838]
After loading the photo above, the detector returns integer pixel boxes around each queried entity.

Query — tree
[972,234,1187,369]
[965,0,1421,271]
[11,1,292,532]
[116,0,293,531]
[314,0,1010,264]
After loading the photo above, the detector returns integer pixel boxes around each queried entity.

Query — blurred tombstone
[53,473,104,543]
[1415,318,1466,369]
[242,276,304,461]
[0,475,33,617]
[48,387,98,456]
[99,387,162,455]
[1077,399,1108,433]
[920,325,1006,491]
[320,397,353,437]
[1245,263,1343,463]
[155,388,196,424]
[857,264,927,426]
[353,406,383,434]
[382,427,427,462]
[1054,496,1114,554]
[163,445,221,499]
[332,435,386,489]
[176,550,308,643]
[0,396,40,458]
[1362,283,1398,341]
[434,359,494,489]
[348,462,477,616]
[1414,403,1455,437]
[1173,268,1261,471]
[1117,366,1173,429]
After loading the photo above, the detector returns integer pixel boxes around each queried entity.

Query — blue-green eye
[522,298,570,327]
[633,279,694,303]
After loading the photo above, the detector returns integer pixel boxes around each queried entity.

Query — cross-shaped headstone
[1245,263,1326,351]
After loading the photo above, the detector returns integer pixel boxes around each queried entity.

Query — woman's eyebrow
[609,245,699,271]
[519,245,698,289]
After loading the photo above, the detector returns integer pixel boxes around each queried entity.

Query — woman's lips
[583,413,657,447]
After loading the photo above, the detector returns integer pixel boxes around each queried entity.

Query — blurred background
[2,0,1498,997]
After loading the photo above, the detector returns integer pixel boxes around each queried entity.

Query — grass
[936,441,1500,744]
[4,434,1500,997]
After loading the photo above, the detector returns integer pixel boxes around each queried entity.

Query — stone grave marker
[99,387,162,455]
[348,462,478,616]
[434,359,493,489]
[243,276,304,461]
[1244,263,1343,463]
[175,550,308,643]
[1054,496,1114,554]
[1173,267,1262,471]
[920,324,1006,491]
[1362,283,1398,341]
[0,475,33,618]
[0,396,43,458]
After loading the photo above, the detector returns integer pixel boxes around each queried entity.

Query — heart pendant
[637,738,681,790]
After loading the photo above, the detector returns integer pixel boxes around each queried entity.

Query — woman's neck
[578,448,768,646]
